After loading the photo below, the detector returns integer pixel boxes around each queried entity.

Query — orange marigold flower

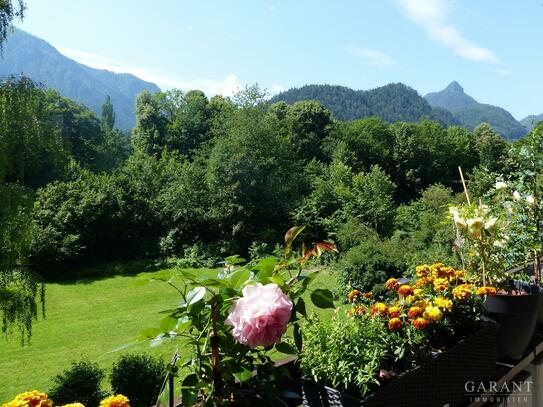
[388,317,402,331]
[388,305,402,318]
[454,270,466,279]
[412,317,429,330]
[407,306,423,319]
[4,391,52,407]
[413,299,429,309]
[363,291,373,299]
[99,395,130,407]
[452,284,472,300]
[415,277,434,288]
[433,277,449,292]
[476,286,497,297]
[355,305,366,316]
[371,302,388,316]
[397,285,414,296]
[385,278,399,290]
[430,263,446,277]
[416,264,431,277]
[347,289,362,303]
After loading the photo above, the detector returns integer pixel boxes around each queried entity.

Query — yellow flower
[385,278,399,290]
[413,299,429,309]
[433,277,449,292]
[430,263,446,278]
[414,277,433,288]
[433,297,453,312]
[388,305,402,318]
[413,288,423,297]
[416,264,431,277]
[60,404,85,407]
[347,289,362,303]
[99,395,130,407]
[2,391,52,407]
[476,286,497,297]
[388,317,402,331]
[371,302,388,317]
[454,270,466,279]
[397,285,414,296]
[423,306,443,322]
[452,284,472,300]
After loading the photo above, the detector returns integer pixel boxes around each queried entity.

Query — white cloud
[497,68,511,76]
[395,0,499,63]
[347,46,394,66]
[58,47,242,96]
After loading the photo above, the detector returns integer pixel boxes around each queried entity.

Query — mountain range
[0,28,160,130]
[1,29,540,139]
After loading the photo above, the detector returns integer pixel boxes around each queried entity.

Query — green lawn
[0,264,337,402]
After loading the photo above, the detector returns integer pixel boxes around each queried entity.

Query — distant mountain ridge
[270,83,459,127]
[424,81,527,140]
[521,113,543,132]
[0,28,160,130]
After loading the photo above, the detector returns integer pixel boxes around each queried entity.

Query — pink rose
[226,283,293,348]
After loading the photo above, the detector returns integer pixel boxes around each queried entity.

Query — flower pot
[509,264,543,328]
[301,322,497,407]
[484,288,538,361]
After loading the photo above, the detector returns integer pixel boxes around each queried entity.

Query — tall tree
[0,0,25,47]
[101,95,116,131]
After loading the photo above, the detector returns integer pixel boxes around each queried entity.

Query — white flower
[513,191,521,201]
[526,195,535,205]
[484,217,498,230]
[495,181,507,190]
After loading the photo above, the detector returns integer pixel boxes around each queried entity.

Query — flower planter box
[301,322,497,407]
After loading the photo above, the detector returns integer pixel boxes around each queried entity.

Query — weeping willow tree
[0,183,43,344]
[0,0,25,47]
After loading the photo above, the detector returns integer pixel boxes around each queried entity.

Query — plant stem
[458,166,471,205]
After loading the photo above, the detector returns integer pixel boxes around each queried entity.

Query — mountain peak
[445,81,464,93]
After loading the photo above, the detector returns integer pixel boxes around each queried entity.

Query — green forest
[2,70,524,342]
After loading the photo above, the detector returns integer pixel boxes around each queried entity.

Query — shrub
[110,353,165,407]
[48,360,106,407]
[338,232,406,293]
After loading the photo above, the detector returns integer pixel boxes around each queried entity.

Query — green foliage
[0,183,41,342]
[48,360,106,407]
[0,1,25,46]
[301,313,425,396]
[474,123,509,173]
[110,353,164,407]
[394,184,458,268]
[101,95,116,131]
[338,228,406,292]
[270,83,457,126]
[205,96,303,251]
[132,89,211,157]
[293,161,396,239]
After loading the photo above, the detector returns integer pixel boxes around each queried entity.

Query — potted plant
[299,262,496,407]
[135,226,337,406]
[450,168,539,360]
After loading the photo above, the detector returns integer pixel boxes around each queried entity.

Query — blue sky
[15,0,543,119]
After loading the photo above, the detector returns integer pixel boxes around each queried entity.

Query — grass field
[0,263,337,402]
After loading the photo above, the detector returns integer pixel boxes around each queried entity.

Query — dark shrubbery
[110,353,165,407]
[48,360,106,407]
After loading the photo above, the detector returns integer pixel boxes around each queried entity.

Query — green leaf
[310,288,335,309]
[294,323,303,351]
[296,297,307,317]
[225,255,246,265]
[229,268,251,289]
[233,367,253,383]
[269,274,285,287]
[252,256,278,273]
[186,286,206,305]
[160,316,177,333]
[285,226,305,247]
[275,342,297,355]
[138,327,161,340]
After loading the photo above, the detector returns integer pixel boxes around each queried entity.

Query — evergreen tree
[101,95,116,130]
